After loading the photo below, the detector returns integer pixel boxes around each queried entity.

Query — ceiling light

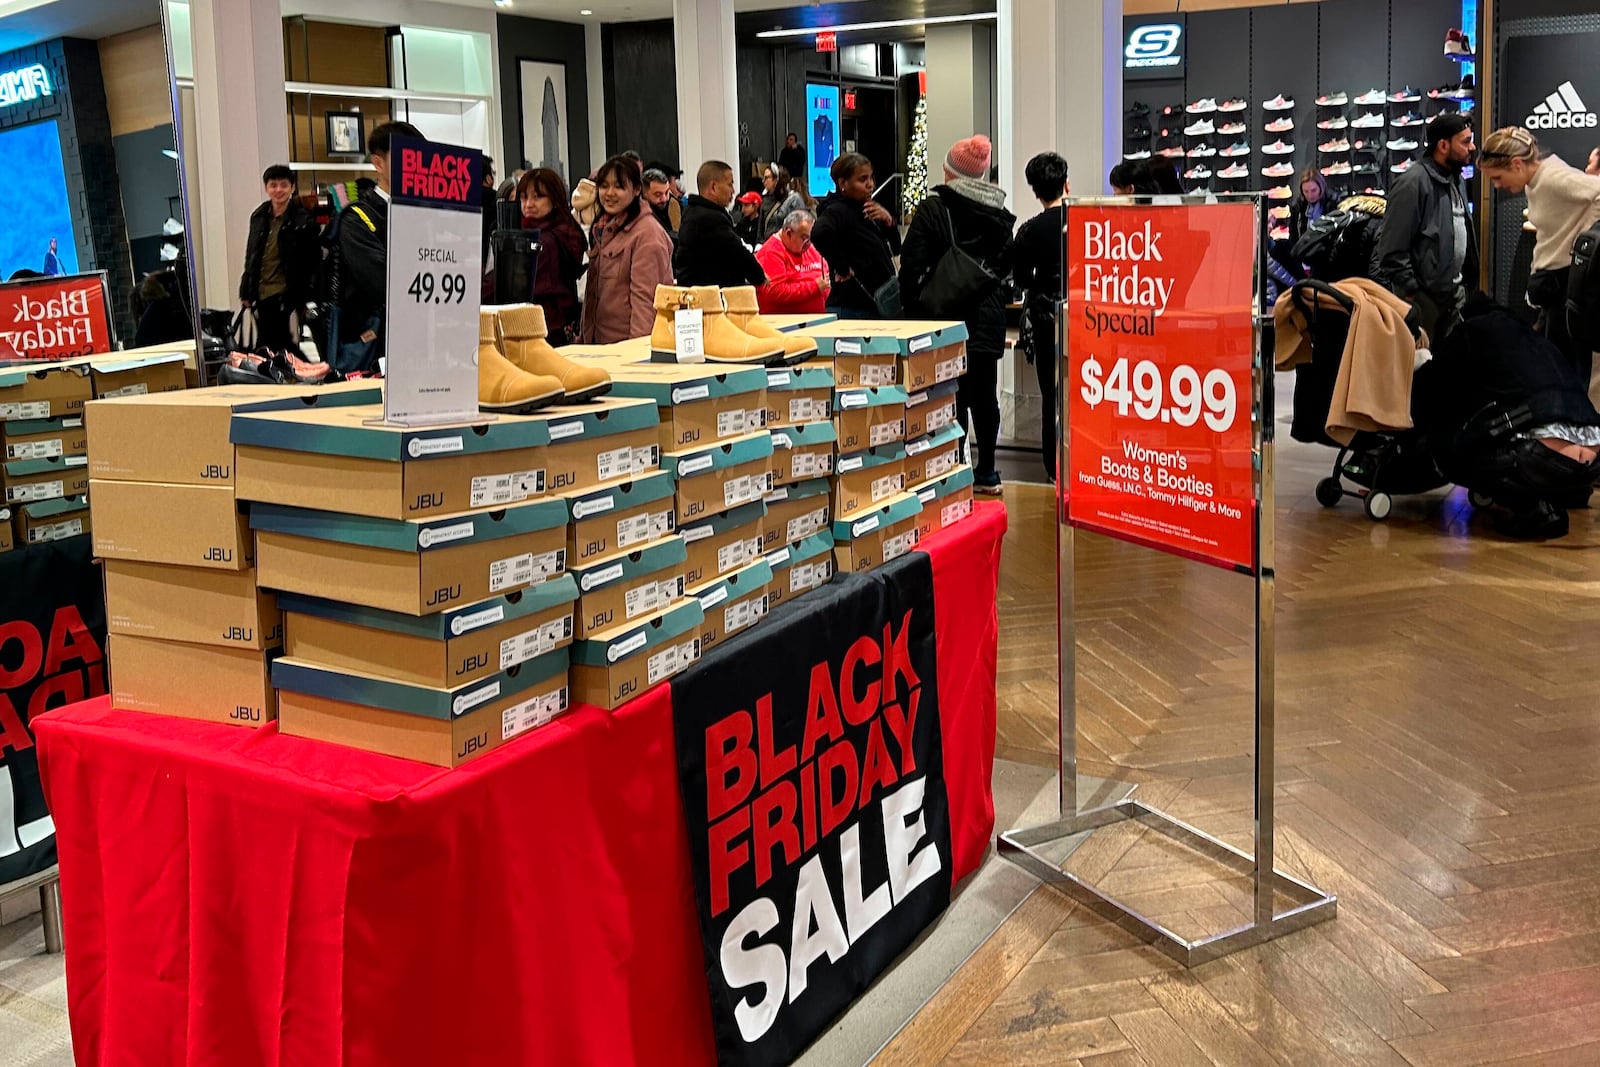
[580,7,593,13]
[493,0,512,7]
[755,12,998,38]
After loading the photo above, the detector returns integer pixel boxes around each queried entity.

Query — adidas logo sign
[1527,81,1598,130]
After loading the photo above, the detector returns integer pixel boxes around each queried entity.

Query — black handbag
[914,197,1002,317]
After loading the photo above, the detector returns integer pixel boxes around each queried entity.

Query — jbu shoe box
[607,363,768,451]
[92,480,252,570]
[913,465,976,542]
[668,431,774,524]
[904,381,959,440]
[769,421,836,486]
[85,352,188,398]
[562,470,676,566]
[274,650,571,767]
[88,383,381,486]
[679,500,765,592]
[4,455,88,505]
[4,416,86,461]
[278,575,578,689]
[833,386,906,453]
[833,443,906,521]
[233,404,552,520]
[833,492,923,574]
[762,479,830,552]
[251,497,569,615]
[763,363,833,428]
[903,423,965,488]
[807,320,968,390]
[898,327,968,393]
[568,536,687,639]
[764,531,834,609]
[104,561,280,649]
[803,324,901,388]
[110,635,277,728]
[522,396,661,495]
[0,362,91,420]
[694,558,773,652]
[570,596,704,710]
[16,495,90,546]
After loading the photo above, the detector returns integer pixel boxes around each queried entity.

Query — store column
[924,21,996,181]
[185,0,289,310]
[995,0,1121,447]
[673,0,738,172]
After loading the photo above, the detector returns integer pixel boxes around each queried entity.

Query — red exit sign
[844,89,857,109]
[816,31,837,52]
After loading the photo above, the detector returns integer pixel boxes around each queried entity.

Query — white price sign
[383,136,484,426]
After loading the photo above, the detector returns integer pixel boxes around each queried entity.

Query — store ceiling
[485,0,996,30]
[0,0,159,52]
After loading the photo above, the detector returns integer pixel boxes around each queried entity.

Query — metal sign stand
[998,195,1337,967]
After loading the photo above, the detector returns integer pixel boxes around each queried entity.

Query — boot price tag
[674,309,706,363]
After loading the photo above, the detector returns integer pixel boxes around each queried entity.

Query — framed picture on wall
[519,59,569,181]
[325,110,365,157]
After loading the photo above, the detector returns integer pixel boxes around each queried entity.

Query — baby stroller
[1284,280,1449,521]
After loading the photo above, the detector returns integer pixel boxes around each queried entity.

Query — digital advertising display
[805,84,839,197]
[0,120,78,280]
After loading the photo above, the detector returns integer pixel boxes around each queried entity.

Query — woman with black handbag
[900,135,1016,495]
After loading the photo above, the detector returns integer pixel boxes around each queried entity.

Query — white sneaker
[1262,162,1294,177]
[1318,137,1350,152]
[1123,150,1152,160]
[1218,98,1248,113]
[1263,140,1295,155]
[1186,98,1218,114]
[1219,142,1251,157]
[1317,116,1349,130]
[1263,94,1295,110]
[1219,121,1248,135]
[1316,91,1349,107]
[1355,89,1386,105]
[1184,118,1215,136]
[1351,113,1385,128]
[1320,161,1352,176]
[1389,87,1421,102]
[1386,138,1419,151]
[1391,159,1414,174]
[1266,117,1295,133]
[1186,143,1217,157]
[1266,185,1293,200]
[1183,165,1213,180]
[1218,162,1249,178]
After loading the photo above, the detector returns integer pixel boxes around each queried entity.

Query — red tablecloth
[36,502,1006,1067]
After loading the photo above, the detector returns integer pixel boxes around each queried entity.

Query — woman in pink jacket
[580,156,674,343]
[754,208,830,315]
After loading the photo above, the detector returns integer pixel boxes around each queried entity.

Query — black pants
[958,352,1000,480]
[1031,313,1059,480]
[1529,268,1592,385]
[255,293,296,352]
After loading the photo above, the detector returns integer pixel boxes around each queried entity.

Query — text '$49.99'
[1079,355,1238,433]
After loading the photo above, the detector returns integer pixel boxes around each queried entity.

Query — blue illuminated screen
[0,120,78,279]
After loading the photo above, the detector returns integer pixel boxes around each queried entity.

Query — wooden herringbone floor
[875,423,1600,1066]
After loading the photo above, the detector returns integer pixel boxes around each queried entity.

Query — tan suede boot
[721,285,817,366]
[688,286,787,365]
[494,303,612,402]
[477,310,564,414]
[649,285,697,360]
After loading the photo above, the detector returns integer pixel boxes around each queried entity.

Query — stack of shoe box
[761,361,835,608]
[4,353,190,548]
[805,320,979,571]
[601,361,775,667]
[231,393,662,763]
[87,383,379,728]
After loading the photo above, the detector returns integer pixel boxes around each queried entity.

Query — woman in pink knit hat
[900,134,1016,495]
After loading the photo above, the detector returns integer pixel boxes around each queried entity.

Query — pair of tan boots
[649,285,816,366]
[479,304,612,415]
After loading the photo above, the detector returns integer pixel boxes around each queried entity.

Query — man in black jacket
[811,152,901,318]
[328,120,421,373]
[1373,113,1479,342]
[674,160,766,288]
[240,164,319,350]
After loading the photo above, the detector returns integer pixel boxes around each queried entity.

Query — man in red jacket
[754,208,830,314]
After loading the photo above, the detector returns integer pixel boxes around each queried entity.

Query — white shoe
[1355,89,1386,105]
[1218,98,1248,112]
[1186,144,1217,158]
[1266,117,1295,133]
[1318,137,1350,153]
[1184,118,1215,136]
[1124,150,1152,160]
[1266,185,1293,200]
[1386,138,1419,151]
[1262,162,1294,177]
[1263,94,1295,110]
[1218,162,1249,178]
[1351,113,1385,128]
[1186,98,1218,114]
[1317,116,1349,130]
[1320,161,1352,176]
[1263,140,1295,155]
[1183,165,1213,180]
[1219,120,1248,135]
[1391,159,1414,174]
[1219,142,1251,157]
[1316,91,1349,107]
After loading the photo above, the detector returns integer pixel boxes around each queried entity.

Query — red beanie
[945,135,992,180]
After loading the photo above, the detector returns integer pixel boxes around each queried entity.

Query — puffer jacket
[899,182,1016,358]
[580,207,674,343]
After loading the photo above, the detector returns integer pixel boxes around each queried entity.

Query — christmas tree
[904,95,928,216]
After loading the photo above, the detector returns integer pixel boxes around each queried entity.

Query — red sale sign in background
[0,272,114,362]
[1065,201,1258,573]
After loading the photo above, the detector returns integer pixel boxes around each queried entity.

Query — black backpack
[1291,207,1383,283]
[1565,219,1600,350]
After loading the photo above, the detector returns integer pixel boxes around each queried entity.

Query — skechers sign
[1124,20,1184,80]
[0,65,51,109]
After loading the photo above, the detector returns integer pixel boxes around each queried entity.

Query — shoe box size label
[869,419,906,448]
[626,576,685,620]
[489,548,566,593]
[717,536,763,574]
[883,529,919,564]
[857,362,897,387]
[871,472,904,503]
[788,397,830,423]
[926,450,960,482]
[7,439,63,460]
[7,479,64,503]
[724,594,769,635]
[941,499,974,528]
[647,636,701,686]
[28,518,82,543]
[499,614,573,670]
[0,402,51,420]
[501,685,570,741]
[471,469,544,508]
[717,408,767,438]
[786,507,829,544]
[790,558,832,593]
[723,471,774,509]
[935,354,967,383]
[617,507,674,550]
[598,444,659,483]
[790,451,833,479]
